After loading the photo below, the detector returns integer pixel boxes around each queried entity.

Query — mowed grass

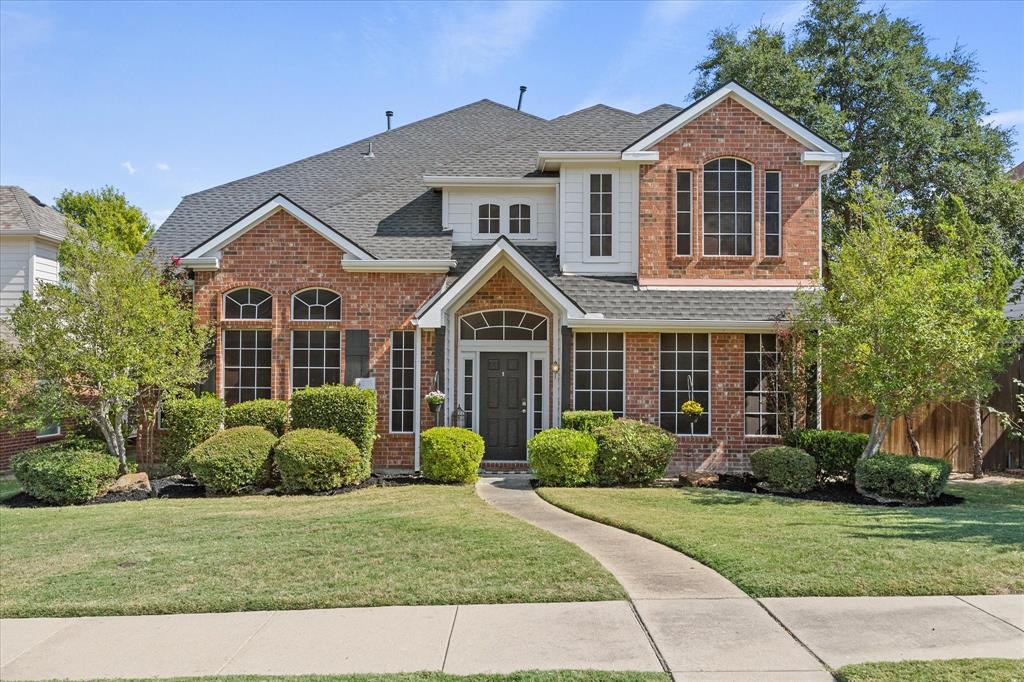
[0,485,625,618]
[73,674,669,682]
[537,480,1024,597]
[836,658,1024,681]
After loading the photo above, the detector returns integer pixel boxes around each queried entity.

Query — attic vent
[28,194,46,207]
[362,140,375,158]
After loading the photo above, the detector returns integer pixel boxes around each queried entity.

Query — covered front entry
[480,352,528,460]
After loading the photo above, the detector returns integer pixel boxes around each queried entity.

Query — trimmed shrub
[421,427,485,484]
[160,393,224,473]
[225,399,289,436]
[562,410,615,434]
[290,385,376,480]
[784,429,867,481]
[182,426,276,495]
[528,428,598,487]
[855,453,951,504]
[750,446,817,494]
[274,428,365,493]
[593,419,675,486]
[12,444,119,505]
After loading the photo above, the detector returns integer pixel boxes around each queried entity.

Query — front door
[480,352,527,460]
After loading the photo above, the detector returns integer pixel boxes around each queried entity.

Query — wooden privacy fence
[821,352,1023,473]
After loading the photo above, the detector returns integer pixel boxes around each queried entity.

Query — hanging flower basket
[680,400,704,425]
[425,390,446,410]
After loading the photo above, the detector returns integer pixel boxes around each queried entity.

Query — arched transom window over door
[703,158,753,256]
[459,310,548,341]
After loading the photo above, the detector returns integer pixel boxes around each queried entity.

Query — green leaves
[56,186,154,256]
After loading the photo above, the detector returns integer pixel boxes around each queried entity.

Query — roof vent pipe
[363,140,374,158]
[517,85,527,111]
[386,110,393,130]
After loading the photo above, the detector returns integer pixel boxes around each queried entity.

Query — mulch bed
[1,472,431,508]
[679,473,965,507]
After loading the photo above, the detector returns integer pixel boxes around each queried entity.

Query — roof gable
[623,82,843,158]
[0,185,71,241]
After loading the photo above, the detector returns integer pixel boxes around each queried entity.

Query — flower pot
[682,412,701,425]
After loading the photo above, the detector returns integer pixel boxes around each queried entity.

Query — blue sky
[2,0,1022,227]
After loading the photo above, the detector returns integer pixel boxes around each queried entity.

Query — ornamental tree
[56,186,154,255]
[3,229,211,473]
[792,186,978,477]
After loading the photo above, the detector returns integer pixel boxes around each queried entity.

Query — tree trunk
[94,402,129,475]
[856,410,893,499]
[973,396,984,479]
[904,415,921,457]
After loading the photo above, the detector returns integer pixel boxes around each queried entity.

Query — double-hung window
[659,333,710,435]
[390,331,415,433]
[223,330,272,405]
[703,158,753,256]
[573,332,624,416]
[588,173,613,257]
[764,171,781,257]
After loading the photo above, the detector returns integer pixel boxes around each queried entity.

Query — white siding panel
[559,165,637,275]
[448,187,557,244]
[32,241,60,288]
[1,237,32,319]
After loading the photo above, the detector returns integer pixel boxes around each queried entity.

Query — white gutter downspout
[413,325,422,471]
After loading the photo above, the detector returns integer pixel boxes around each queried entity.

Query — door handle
[520,399,527,414]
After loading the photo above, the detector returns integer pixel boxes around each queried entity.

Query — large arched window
[459,310,548,341]
[703,158,753,256]
[223,288,272,320]
[292,288,341,321]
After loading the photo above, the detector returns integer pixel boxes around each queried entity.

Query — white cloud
[121,161,137,175]
[156,162,170,172]
[434,1,555,81]
[984,109,1024,128]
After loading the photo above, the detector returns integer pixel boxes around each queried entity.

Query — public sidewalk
[1,476,1020,680]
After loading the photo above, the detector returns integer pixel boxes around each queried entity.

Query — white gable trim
[624,82,844,157]
[182,195,374,261]
[415,237,584,328]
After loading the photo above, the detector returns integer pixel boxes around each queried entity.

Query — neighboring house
[0,186,69,468]
[146,82,846,473]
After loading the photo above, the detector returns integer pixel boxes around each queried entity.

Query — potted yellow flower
[680,399,704,425]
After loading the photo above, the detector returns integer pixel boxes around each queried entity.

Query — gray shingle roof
[0,186,70,241]
[149,99,683,262]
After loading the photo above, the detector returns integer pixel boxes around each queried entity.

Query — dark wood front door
[480,352,527,461]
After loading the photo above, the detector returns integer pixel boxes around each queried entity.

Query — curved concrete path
[476,475,832,680]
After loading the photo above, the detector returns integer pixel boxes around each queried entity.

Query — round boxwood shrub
[750,446,817,494]
[855,453,951,504]
[274,428,365,493]
[290,385,376,480]
[784,429,867,482]
[561,410,615,434]
[11,444,119,505]
[421,427,485,484]
[182,426,276,495]
[528,428,598,487]
[225,399,289,436]
[160,393,224,473]
[592,419,675,486]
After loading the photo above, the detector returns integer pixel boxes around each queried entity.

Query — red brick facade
[0,428,63,470]
[638,97,820,283]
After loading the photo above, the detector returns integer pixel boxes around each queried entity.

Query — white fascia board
[566,317,783,332]
[624,82,843,156]
[183,195,374,261]
[620,151,660,162]
[423,176,559,188]
[341,259,455,273]
[802,151,848,165]
[415,239,584,328]
[537,150,660,172]
[179,256,220,271]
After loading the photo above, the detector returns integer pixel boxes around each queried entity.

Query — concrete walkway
[1,476,1020,680]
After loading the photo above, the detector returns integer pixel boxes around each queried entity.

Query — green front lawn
[0,477,20,502]
[0,485,625,618]
[836,658,1024,681]
[538,480,1024,597]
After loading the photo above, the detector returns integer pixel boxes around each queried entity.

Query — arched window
[292,288,341,321]
[223,288,272,320]
[703,158,753,256]
[478,204,499,234]
[509,204,531,234]
[459,310,548,341]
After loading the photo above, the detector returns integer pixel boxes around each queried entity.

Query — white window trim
[458,347,548,445]
[583,170,617,262]
[675,170,693,257]
[389,330,416,434]
[222,287,274,322]
[289,328,343,395]
[571,332,627,417]
[743,333,784,437]
[701,158,756,259]
[658,332,713,437]
[221,328,273,405]
[36,423,61,439]
[290,287,342,322]
[471,199,539,241]
[764,171,782,258]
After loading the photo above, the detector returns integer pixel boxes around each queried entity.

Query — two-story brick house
[148,82,845,474]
